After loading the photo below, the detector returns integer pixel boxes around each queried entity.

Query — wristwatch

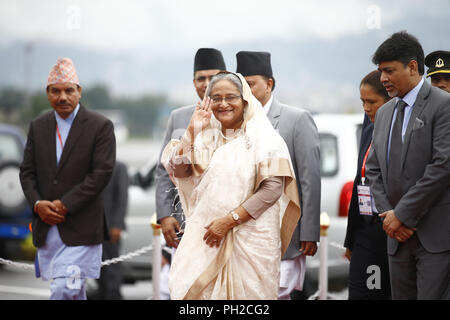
[230,211,242,225]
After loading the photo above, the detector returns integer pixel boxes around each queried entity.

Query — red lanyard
[361,143,372,182]
[56,123,64,150]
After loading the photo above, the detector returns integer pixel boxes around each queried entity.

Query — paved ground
[0,262,347,300]
[0,263,153,300]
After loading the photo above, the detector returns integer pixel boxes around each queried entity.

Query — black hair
[360,70,390,102]
[372,31,424,75]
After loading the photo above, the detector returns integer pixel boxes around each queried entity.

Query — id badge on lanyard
[357,144,373,216]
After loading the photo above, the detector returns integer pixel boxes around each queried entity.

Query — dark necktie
[387,100,407,206]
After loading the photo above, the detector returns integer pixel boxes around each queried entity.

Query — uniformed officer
[425,50,450,93]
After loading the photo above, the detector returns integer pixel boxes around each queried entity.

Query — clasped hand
[203,216,233,248]
[379,210,415,242]
[35,200,68,225]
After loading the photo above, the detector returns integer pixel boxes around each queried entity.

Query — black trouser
[97,241,123,300]
[348,220,391,300]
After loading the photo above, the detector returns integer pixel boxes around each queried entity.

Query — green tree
[115,94,168,137]
[0,87,25,122]
[0,85,171,138]
[26,92,51,122]
[82,85,112,110]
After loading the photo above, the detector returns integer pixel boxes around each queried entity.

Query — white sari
[162,72,300,300]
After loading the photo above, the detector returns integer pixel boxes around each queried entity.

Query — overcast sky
[0,0,400,52]
[0,0,448,112]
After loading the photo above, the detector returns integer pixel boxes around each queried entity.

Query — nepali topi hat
[194,48,226,72]
[47,58,80,87]
[236,51,275,88]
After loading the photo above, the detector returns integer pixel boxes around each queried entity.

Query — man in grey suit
[367,31,450,299]
[155,48,226,248]
[236,51,321,299]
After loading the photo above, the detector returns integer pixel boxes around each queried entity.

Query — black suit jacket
[102,160,128,230]
[20,104,116,247]
[344,114,374,250]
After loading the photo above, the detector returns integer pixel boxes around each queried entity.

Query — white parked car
[117,141,160,283]
[300,113,364,297]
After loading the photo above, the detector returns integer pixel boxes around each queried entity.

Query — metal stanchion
[151,213,161,300]
[319,212,330,300]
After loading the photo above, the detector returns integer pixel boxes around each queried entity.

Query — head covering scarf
[162,72,300,300]
[47,58,80,87]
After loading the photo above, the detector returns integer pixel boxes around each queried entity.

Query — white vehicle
[117,141,160,283]
[300,113,364,297]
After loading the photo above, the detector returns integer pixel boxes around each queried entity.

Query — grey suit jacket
[267,98,321,259]
[155,105,195,223]
[366,80,450,255]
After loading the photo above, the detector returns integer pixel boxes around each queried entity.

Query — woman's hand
[176,96,212,158]
[187,96,212,138]
[203,215,234,248]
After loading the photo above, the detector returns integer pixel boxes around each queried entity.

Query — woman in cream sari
[162,72,300,300]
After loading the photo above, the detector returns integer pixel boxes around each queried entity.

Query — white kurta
[37,225,102,281]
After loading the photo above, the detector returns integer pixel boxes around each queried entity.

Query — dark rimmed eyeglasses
[211,95,242,105]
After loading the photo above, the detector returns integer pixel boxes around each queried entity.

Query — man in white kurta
[36,104,102,299]
[20,58,115,300]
